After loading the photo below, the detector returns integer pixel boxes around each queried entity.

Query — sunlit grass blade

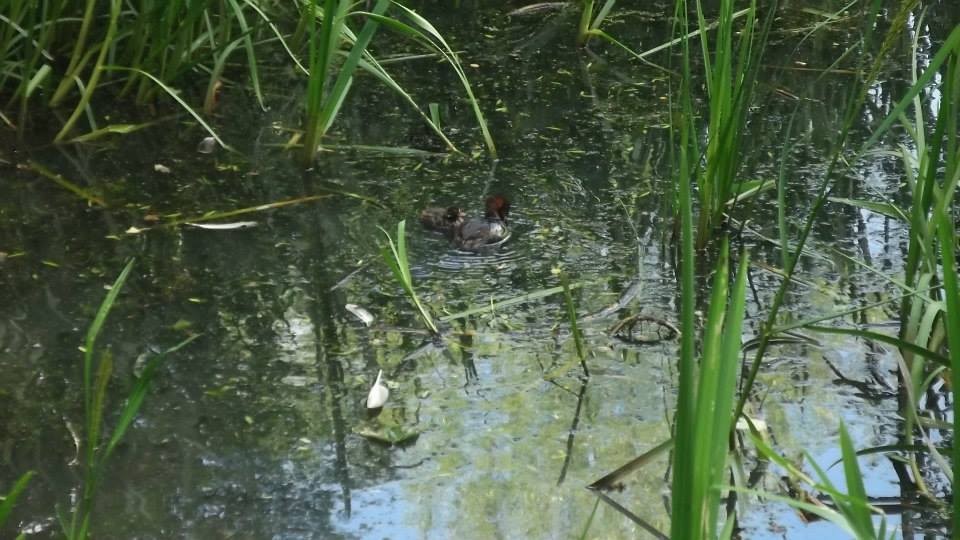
[378,221,439,337]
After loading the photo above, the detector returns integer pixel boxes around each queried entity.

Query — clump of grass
[65,259,198,539]
[669,236,749,539]
[298,1,496,163]
[731,7,960,537]
[671,0,774,248]
[3,1,494,158]
[378,220,439,337]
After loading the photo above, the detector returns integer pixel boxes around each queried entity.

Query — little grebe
[419,195,511,250]
[419,206,465,234]
[453,195,510,251]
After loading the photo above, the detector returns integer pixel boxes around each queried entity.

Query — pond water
[1,2,956,538]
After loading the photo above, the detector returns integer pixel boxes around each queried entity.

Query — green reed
[668,2,759,533]
[299,1,495,162]
[66,259,198,539]
[2,0,492,157]
[577,0,616,47]
[0,471,34,531]
[379,220,440,337]
[735,5,960,537]
[669,235,749,538]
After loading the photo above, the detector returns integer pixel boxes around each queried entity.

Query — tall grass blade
[54,0,122,142]
[372,4,496,157]
[669,0,698,535]
[225,0,265,110]
[0,471,35,529]
[379,221,439,336]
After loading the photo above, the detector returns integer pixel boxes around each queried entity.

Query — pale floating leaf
[366,370,389,409]
[185,221,258,230]
[345,303,375,326]
[197,136,218,154]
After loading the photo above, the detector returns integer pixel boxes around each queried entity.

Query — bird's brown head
[485,195,510,221]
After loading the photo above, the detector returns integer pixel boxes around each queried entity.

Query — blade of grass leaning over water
[362,4,496,157]
[103,66,234,153]
[379,221,439,337]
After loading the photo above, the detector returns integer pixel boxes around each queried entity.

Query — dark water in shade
[1,2,957,538]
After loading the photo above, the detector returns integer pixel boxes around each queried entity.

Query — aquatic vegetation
[65,260,198,539]
[5,1,960,537]
[575,1,960,537]
[576,0,617,47]
[0,471,34,530]
[1,0,493,158]
[670,236,749,539]
[379,220,440,337]
[676,0,772,249]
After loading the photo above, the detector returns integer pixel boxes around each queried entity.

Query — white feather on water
[366,370,389,409]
